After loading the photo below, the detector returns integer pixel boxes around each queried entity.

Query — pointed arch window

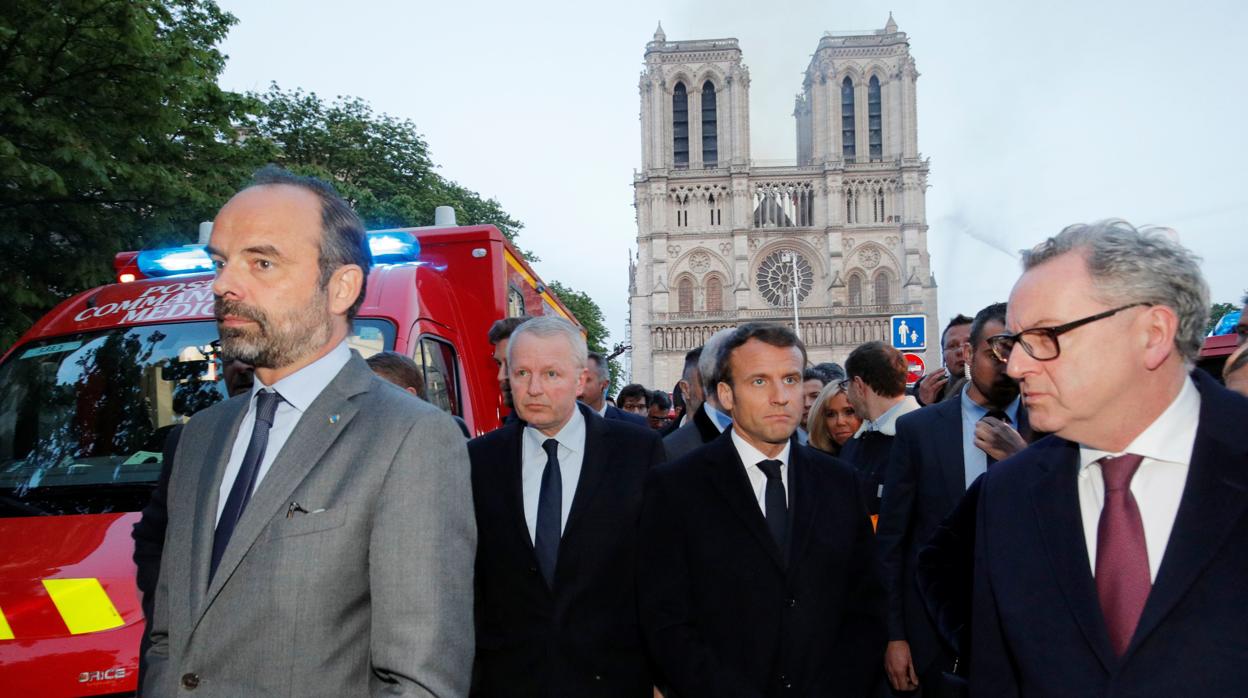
[705,275,723,312]
[673,83,689,168]
[848,273,863,306]
[678,277,693,313]
[874,270,891,305]
[841,77,856,162]
[701,81,718,168]
[868,76,882,162]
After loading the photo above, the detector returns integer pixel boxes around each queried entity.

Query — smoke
[937,212,1020,259]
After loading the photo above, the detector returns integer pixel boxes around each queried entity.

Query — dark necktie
[534,438,562,587]
[756,459,788,554]
[211,390,282,580]
[981,410,1011,467]
[1095,453,1150,657]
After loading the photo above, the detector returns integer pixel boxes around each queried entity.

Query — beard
[215,291,333,370]
[976,373,1021,408]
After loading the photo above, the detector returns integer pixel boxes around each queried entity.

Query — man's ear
[717,380,734,412]
[1140,304,1180,370]
[961,342,974,366]
[328,264,364,316]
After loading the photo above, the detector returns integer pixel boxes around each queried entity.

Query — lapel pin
[329,414,340,424]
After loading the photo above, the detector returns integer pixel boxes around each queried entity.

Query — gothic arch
[670,246,732,286]
[670,272,696,313]
[666,70,695,94]
[836,65,864,85]
[703,272,727,312]
[844,240,902,282]
[863,62,891,85]
[694,65,727,92]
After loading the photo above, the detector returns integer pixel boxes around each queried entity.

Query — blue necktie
[211,390,282,579]
[534,438,562,587]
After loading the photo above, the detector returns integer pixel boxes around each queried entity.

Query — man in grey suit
[143,166,476,696]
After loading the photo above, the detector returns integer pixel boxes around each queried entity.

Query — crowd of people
[131,166,1248,697]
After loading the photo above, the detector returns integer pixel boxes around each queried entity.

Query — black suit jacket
[876,399,1033,672]
[639,429,885,698]
[971,370,1248,697]
[604,402,650,428]
[468,403,665,697]
[662,404,724,462]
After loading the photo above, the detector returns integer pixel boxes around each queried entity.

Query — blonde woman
[806,379,863,457]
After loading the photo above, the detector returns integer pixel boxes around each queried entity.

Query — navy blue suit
[639,430,885,697]
[971,370,1248,697]
[876,399,1033,675]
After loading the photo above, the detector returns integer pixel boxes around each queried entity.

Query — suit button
[594,674,603,681]
[181,673,200,690]
[780,674,792,689]
[787,597,797,608]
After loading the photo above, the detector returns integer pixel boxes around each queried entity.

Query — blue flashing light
[367,231,421,264]
[137,245,214,278]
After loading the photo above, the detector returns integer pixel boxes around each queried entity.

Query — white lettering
[121,308,153,324]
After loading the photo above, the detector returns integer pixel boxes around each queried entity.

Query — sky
[215,0,1247,362]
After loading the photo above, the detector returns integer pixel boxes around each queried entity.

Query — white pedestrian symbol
[910,330,919,344]
[898,320,909,346]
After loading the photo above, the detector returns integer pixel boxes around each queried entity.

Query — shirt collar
[854,395,921,437]
[959,383,1021,424]
[704,403,732,432]
[730,426,792,469]
[251,340,352,413]
[524,404,587,454]
[1078,375,1201,470]
[594,402,608,417]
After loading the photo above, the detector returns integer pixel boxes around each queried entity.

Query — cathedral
[627,14,940,390]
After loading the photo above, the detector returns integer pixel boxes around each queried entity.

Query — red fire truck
[0,222,577,696]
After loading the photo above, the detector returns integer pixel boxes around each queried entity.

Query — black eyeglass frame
[986,302,1153,363]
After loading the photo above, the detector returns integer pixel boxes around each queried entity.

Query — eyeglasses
[986,302,1151,363]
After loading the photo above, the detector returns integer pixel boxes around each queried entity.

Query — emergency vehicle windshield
[0,321,225,516]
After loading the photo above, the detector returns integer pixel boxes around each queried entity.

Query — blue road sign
[890,314,927,351]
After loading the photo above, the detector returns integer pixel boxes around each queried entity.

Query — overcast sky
[216,0,1247,362]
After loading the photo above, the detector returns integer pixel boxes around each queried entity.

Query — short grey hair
[698,328,736,394]
[1021,219,1209,363]
[587,351,609,381]
[507,316,588,368]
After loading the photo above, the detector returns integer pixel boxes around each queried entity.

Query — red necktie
[1095,453,1151,656]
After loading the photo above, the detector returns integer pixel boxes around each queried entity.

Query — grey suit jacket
[144,352,476,697]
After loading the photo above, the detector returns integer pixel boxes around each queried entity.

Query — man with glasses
[971,220,1248,697]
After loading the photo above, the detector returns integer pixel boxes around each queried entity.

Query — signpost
[890,314,927,351]
[903,352,926,387]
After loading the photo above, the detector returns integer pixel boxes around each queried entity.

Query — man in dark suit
[640,322,885,697]
[972,220,1248,697]
[876,302,1035,694]
[664,329,735,461]
[582,350,648,427]
[839,341,920,516]
[469,316,665,697]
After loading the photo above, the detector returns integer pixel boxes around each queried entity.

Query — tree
[253,86,528,250]
[1207,301,1242,335]
[0,0,270,348]
[547,280,621,394]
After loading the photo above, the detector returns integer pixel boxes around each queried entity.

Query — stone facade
[628,16,939,390]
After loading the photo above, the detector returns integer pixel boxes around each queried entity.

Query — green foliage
[1207,301,1241,335]
[547,280,620,394]
[254,85,526,246]
[0,0,271,348]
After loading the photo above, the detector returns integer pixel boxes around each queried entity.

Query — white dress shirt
[215,341,351,525]
[1078,376,1200,581]
[959,386,1022,487]
[521,407,587,543]
[853,395,921,438]
[731,428,792,513]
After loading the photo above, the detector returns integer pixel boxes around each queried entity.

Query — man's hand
[885,639,919,691]
[975,417,1027,462]
[918,371,949,406]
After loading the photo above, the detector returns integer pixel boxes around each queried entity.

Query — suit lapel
[694,404,722,443]
[787,440,816,572]
[498,421,535,560]
[1126,376,1248,659]
[196,356,373,620]
[705,431,786,571]
[935,401,968,504]
[187,395,250,621]
[562,405,609,547]
[1028,439,1115,671]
